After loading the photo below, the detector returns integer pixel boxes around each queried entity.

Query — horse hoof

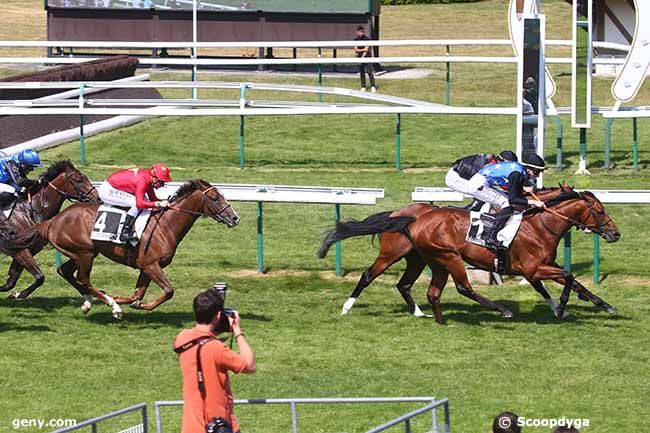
[130,300,142,309]
[606,307,617,315]
[80,300,92,314]
[7,291,20,300]
[112,311,123,320]
[501,310,513,318]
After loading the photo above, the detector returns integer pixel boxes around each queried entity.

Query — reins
[532,192,604,235]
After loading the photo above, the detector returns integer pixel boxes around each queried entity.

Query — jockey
[445,150,518,210]
[97,163,172,242]
[0,149,43,238]
[476,153,547,250]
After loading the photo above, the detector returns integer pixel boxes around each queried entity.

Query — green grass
[2,1,650,432]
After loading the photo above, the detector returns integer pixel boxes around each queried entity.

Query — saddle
[91,205,151,246]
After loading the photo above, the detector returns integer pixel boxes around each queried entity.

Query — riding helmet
[150,163,173,182]
[12,149,42,167]
[522,153,546,171]
[498,150,518,162]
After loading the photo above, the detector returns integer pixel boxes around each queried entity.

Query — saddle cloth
[90,205,151,245]
[466,207,523,248]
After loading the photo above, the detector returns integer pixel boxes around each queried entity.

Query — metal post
[604,118,614,169]
[404,419,411,433]
[239,115,245,170]
[554,115,563,170]
[443,402,451,433]
[142,405,149,433]
[257,202,264,273]
[291,401,298,433]
[192,0,197,99]
[335,204,342,276]
[79,84,86,165]
[563,230,572,273]
[432,405,439,433]
[155,403,163,433]
[317,47,323,103]
[632,117,638,173]
[580,128,587,160]
[593,232,600,284]
[91,423,97,433]
[445,45,451,105]
[395,113,401,171]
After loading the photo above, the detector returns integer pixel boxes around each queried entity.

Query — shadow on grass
[0,322,53,333]
[0,295,80,313]
[85,310,272,327]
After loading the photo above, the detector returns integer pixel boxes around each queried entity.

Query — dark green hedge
[381,0,481,4]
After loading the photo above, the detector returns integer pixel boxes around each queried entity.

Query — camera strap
[174,336,215,400]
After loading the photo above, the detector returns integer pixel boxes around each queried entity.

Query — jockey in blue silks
[0,149,43,238]
[474,153,547,250]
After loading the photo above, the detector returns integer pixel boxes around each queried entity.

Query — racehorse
[7,179,239,319]
[0,159,100,299]
[319,185,620,324]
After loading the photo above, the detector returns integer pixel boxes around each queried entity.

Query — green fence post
[554,115,563,170]
[239,115,245,170]
[593,232,600,284]
[317,47,323,103]
[79,84,86,165]
[395,113,401,171]
[579,128,587,162]
[604,118,614,169]
[257,202,264,273]
[563,230,572,273]
[55,251,62,268]
[335,204,342,276]
[632,117,639,173]
[445,45,451,105]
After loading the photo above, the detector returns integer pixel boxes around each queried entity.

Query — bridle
[533,192,611,237]
[30,167,97,215]
[168,186,234,224]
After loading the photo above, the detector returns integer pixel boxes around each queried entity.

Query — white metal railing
[154,397,450,433]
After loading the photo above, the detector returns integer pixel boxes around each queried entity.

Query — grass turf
[1,1,650,432]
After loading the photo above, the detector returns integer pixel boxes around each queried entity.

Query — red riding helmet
[150,163,172,182]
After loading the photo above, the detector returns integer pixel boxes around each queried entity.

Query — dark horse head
[171,179,239,228]
[544,186,621,243]
[35,159,101,205]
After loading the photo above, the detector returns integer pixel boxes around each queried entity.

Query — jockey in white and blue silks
[474,153,547,250]
[0,149,43,239]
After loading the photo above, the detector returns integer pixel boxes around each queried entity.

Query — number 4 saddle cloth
[91,205,151,245]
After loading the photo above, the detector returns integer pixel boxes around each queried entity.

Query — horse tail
[318,211,415,258]
[7,220,51,252]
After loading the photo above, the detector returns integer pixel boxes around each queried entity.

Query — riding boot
[465,199,486,212]
[119,215,136,243]
[484,206,514,251]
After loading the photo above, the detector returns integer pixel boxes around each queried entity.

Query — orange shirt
[175,327,247,433]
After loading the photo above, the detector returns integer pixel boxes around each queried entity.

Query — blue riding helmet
[12,149,42,167]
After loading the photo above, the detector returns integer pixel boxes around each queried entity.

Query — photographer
[175,289,256,433]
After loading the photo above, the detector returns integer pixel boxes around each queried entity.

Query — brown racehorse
[8,179,239,319]
[0,160,100,299]
[319,185,620,324]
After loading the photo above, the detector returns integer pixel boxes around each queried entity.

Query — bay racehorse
[319,185,620,324]
[8,179,239,319]
[0,160,100,299]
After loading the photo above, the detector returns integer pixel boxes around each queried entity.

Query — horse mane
[41,160,72,183]
[543,190,581,208]
[171,179,210,201]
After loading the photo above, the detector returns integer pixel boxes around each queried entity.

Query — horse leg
[426,263,449,324]
[56,259,94,313]
[342,232,411,315]
[546,262,616,314]
[0,258,24,293]
[132,264,174,311]
[6,250,45,300]
[440,253,513,318]
[395,251,427,317]
[527,278,570,319]
[526,264,574,320]
[74,254,123,320]
[571,277,617,315]
[114,271,151,306]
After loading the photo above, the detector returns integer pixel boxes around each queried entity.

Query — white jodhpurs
[466,174,509,209]
[445,168,476,195]
[97,181,139,217]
